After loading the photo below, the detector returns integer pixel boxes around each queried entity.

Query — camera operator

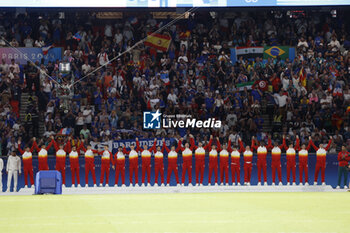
[25,61,40,95]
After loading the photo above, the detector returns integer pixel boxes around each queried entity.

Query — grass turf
[0,192,349,233]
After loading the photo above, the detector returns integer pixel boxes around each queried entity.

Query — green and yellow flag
[263,46,289,60]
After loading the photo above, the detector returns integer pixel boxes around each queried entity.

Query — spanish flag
[299,68,307,87]
[346,106,350,114]
[144,33,171,52]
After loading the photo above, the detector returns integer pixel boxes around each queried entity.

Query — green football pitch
[0,192,349,233]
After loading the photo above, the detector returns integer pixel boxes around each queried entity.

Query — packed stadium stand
[0,9,349,157]
[1,4,350,233]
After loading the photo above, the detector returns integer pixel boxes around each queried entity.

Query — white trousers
[0,172,2,191]
[7,170,18,191]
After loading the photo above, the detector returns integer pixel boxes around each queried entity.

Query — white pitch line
[0,185,345,196]
[3,218,328,226]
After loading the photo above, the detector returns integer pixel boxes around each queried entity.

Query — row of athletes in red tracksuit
[17,134,332,187]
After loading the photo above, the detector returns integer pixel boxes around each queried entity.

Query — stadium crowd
[0,10,349,157]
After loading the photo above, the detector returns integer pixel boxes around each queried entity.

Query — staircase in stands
[19,93,45,138]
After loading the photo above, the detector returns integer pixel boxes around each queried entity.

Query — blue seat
[35,171,62,194]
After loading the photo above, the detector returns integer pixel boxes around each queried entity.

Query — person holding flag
[190,135,212,186]
[144,32,172,52]
[163,139,182,186]
[310,136,332,185]
[346,106,350,115]
[42,44,54,55]
[78,141,98,187]
[72,32,82,41]
[17,139,36,188]
[299,66,307,87]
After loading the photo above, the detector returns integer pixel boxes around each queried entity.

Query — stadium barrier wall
[0,153,343,191]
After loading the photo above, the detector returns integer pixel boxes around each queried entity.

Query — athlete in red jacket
[251,137,268,185]
[32,138,53,171]
[51,136,71,186]
[178,139,195,186]
[190,135,212,186]
[78,141,98,187]
[163,139,182,186]
[228,137,244,185]
[239,139,253,185]
[296,138,312,185]
[99,145,114,186]
[114,145,126,187]
[267,135,286,185]
[217,138,230,185]
[310,136,332,185]
[17,139,35,188]
[283,136,300,185]
[68,145,81,187]
[136,138,156,186]
[123,143,139,186]
[208,143,219,186]
[153,139,166,186]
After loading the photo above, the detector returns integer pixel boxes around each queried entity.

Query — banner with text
[0,47,62,65]
[90,138,174,154]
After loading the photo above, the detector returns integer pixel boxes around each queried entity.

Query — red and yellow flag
[299,68,307,87]
[144,33,171,52]
[179,30,191,39]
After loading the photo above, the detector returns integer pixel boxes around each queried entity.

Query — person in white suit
[6,152,21,192]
